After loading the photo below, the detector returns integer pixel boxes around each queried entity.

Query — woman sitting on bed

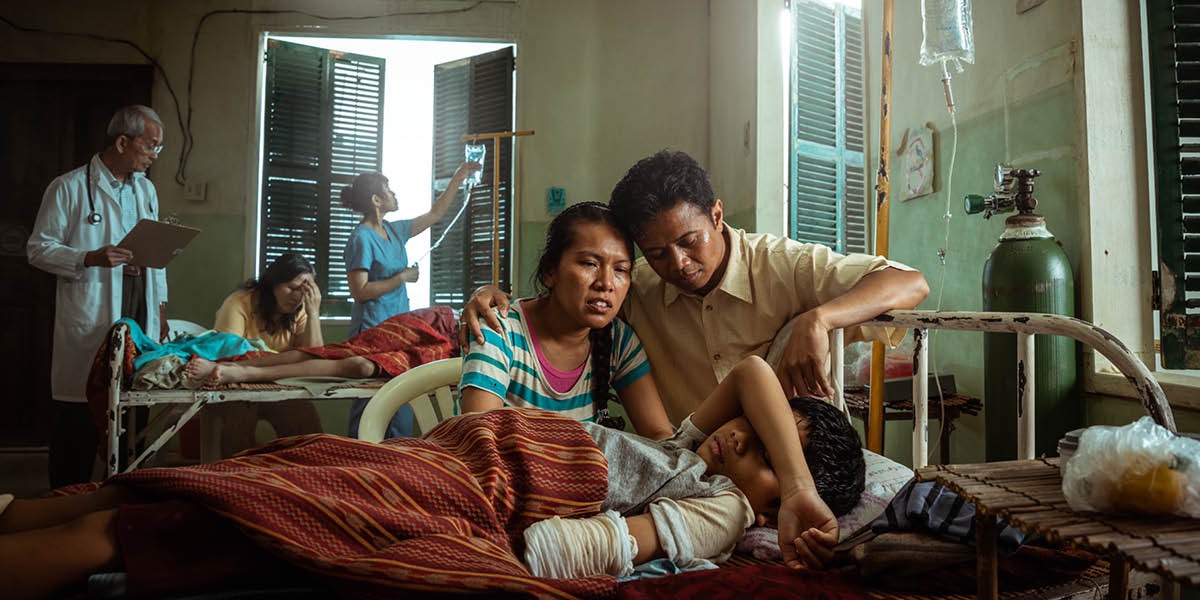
[208,252,325,457]
[0,356,863,599]
[457,201,675,439]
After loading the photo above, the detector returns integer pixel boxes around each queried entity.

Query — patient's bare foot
[208,363,250,385]
[183,355,219,388]
[184,358,258,387]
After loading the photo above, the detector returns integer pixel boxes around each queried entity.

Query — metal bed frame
[103,322,386,477]
[836,310,1174,469]
[103,310,1176,476]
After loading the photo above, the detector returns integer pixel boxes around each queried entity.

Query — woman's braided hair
[532,202,633,424]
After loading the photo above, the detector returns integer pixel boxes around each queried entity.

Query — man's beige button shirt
[622,227,913,423]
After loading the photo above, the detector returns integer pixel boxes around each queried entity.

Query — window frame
[257,38,385,318]
[789,0,868,255]
[429,47,516,304]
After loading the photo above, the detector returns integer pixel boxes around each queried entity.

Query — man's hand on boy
[777,487,838,569]
[775,311,836,400]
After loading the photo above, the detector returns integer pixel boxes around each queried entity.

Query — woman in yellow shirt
[210,253,324,456]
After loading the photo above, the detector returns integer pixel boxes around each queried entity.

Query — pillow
[837,449,914,539]
[735,449,914,560]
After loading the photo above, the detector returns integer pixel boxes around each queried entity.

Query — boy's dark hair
[608,149,716,241]
[788,396,865,516]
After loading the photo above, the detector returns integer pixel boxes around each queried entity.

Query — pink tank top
[525,315,586,393]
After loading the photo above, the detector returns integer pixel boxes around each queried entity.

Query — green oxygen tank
[965,167,1078,460]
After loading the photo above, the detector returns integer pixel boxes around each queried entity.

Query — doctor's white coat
[27,154,169,404]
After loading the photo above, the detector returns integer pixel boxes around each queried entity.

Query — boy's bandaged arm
[524,490,752,578]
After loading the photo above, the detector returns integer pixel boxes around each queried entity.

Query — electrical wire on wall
[0,0,497,185]
[918,0,973,463]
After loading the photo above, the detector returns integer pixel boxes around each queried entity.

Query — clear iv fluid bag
[920,0,974,68]
[465,143,486,186]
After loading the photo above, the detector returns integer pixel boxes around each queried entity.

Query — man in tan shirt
[461,149,928,567]
[463,150,929,422]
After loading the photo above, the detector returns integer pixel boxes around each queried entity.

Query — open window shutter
[790,0,866,254]
[1149,0,1200,368]
[261,39,383,316]
[327,49,385,311]
[430,47,515,305]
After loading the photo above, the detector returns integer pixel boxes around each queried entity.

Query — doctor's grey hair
[106,105,164,145]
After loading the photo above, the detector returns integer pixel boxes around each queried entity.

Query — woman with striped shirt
[459,202,673,439]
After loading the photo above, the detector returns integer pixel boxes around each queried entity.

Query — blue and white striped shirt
[459,301,651,423]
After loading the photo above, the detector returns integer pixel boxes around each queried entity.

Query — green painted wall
[882,82,1082,465]
[164,213,247,327]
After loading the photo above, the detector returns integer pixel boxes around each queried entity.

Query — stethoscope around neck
[85,158,140,225]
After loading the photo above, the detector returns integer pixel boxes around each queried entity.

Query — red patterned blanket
[108,408,614,599]
[295,309,456,376]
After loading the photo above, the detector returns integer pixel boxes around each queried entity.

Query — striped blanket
[108,408,615,599]
[294,309,456,376]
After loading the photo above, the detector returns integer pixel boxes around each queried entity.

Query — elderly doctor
[27,105,169,488]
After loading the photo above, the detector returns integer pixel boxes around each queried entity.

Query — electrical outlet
[183,181,207,202]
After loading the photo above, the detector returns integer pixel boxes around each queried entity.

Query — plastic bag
[845,338,915,387]
[1061,416,1200,517]
[920,0,975,69]
[464,143,486,186]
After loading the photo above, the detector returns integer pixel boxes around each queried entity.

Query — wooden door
[0,63,152,446]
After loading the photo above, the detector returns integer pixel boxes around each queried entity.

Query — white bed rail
[833,310,1175,469]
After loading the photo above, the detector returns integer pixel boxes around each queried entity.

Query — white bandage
[523,509,637,579]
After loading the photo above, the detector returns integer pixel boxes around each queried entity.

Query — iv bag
[920,0,974,68]
[465,143,486,186]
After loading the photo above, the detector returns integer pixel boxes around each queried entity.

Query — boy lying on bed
[0,356,863,599]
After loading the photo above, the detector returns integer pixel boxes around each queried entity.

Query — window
[789,0,867,254]
[260,39,384,317]
[1147,0,1200,368]
[429,47,515,304]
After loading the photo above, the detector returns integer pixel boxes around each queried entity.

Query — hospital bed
[84,309,1175,599]
[100,321,389,477]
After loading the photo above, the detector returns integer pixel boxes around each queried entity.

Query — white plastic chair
[357,357,463,442]
[165,318,208,341]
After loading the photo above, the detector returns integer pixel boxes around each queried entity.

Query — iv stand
[460,129,535,287]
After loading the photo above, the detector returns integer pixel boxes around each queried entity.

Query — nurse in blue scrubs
[340,162,480,438]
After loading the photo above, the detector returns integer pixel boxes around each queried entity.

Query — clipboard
[117,219,201,268]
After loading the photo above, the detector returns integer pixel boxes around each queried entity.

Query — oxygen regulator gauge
[964,164,1040,219]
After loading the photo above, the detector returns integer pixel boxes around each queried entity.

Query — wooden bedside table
[917,458,1198,600]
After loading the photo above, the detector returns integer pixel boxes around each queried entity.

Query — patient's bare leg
[0,484,143,534]
[194,356,377,385]
[0,508,122,599]
[184,350,316,384]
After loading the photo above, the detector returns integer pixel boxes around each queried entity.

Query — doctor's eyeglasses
[121,134,164,155]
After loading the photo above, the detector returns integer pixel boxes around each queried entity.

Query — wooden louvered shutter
[789,0,867,254]
[261,39,384,316]
[1150,0,1200,367]
[430,47,515,305]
